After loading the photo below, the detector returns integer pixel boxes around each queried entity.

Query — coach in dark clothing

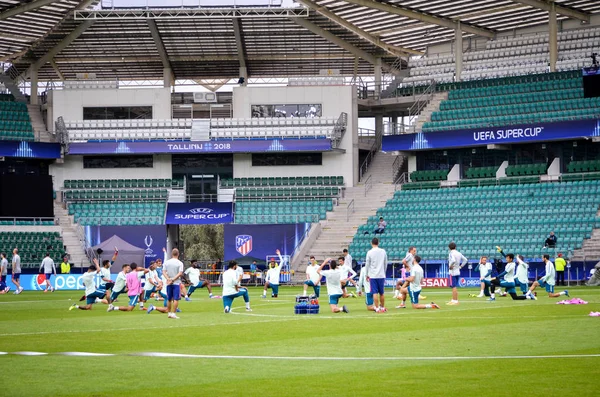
[544,231,557,248]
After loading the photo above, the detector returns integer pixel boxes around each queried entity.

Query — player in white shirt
[447,242,468,305]
[98,259,113,301]
[514,255,530,295]
[356,265,375,311]
[184,260,218,300]
[317,258,349,313]
[394,246,416,299]
[488,253,531,301]
[39,253,56,292]
[0,253,9,293]
[69,259,108,311]
[338,256,357,298]
[109,264,130,303]
[141,263,160,310]
[162,248,184,319]
[11,248,23,294]
[365,238,388,313]
[471,256,493,298]
[147,273,182,315]
[399,256,440,309]
[342,249,353,270]
[222,260,251,313]
[302,256,321,297]
[262,249,284,298]
[526,254,569,299]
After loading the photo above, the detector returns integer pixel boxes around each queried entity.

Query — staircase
[572,228,600,262]
[380,69,410,99]
[27,104,55,142]
[413,91,448,133]
[292,152,398,279]
[0,74,26,103]
[54,202,90,267]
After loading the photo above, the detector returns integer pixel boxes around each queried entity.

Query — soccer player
[356,265,375,311]
[107,262,149,313]
[302,255,321,297]
[317,258,349,313]
[365,238,388,313]
[141,263,160,310]
[222,260,251,313]
[184,260,218,300]
[99,259,114,299]
[262,249,283,298]
[163,248,184,319]
[514,255,530,295]
[1,252,10,293]
[39,253,56,292]
[69,259,108,311]
[471,256,492,298]
[447,242,468,305]
[338,256,357,298]
[109,264,130,303]
[488,254,529,301]
[343,249,353,269]
[394,246,416,300]
[399,256,440,309]
[525,254,569,299]
[11,248,23,294]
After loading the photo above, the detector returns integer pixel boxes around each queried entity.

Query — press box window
[83,155,153,168]
[252,153,322,166]
[83,106,153,120]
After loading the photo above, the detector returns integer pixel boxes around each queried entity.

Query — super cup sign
[165,202,234,225]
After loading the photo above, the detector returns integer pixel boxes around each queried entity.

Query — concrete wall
[231,85,358,186]
[50,154,173,190]
[47,87,172,126]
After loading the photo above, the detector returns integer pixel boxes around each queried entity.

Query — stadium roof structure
[1,0,600,82]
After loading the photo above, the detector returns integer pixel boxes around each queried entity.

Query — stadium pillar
[239,66,248,86]
[30,68,38,105]
[548,2,558,72]
[455,23,463,82]
[163,67,174,88]
[374,57,382,97]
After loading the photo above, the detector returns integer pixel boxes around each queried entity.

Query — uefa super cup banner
[165,202,234,225]
[6,273,120,291]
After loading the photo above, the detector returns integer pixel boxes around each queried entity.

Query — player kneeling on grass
[109,264,130,303]
[69,259,108,311]
[488,254,530,301]
[107,263,149,313]
[262,249,283,298]
[356,265,375,311]
[184,260,219,300]
[147,273,182,315]
[525,254,569,300]
[317,258,349,314]
[338,256,357,298]
[223,260,251,313]
[303,256,321,298]
[399,256,440,310]
[140,263,160,310]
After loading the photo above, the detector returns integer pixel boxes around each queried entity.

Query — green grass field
[1,286,599,397]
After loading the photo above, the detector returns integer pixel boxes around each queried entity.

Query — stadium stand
[62,179,169,225]
[64,119,192,141]
[422,71,599,132]
[0,232,65,268]
[0,93,34,141]
[350,180,600,261]
[209,117,340,140]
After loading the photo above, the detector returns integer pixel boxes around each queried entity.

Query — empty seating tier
[349,181,600,261]
[0,94,34,141]
[465,166,498,179]
[64,119,192,142]
[236,186,339,200]
[0,232,65,267]
[410,170,448,182]
[235,200,333,224]
[209,116,339,140]
[221,176,343,188]
[64,179,173,189]
[69,202,166,226]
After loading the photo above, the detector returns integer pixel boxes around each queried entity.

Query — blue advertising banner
[4,273,120,291]
[67,138,332,155]
[224,223,310,264]
[165,202,233,225]
[382,119,600,152]
[0,140,61,158]
[84,225,166,267]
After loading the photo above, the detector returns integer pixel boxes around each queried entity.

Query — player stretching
[317,258,349,313]
[356,265,375,312]
[184,260,218,300]
[302,256,321,297]
[394,246,416,300]
[365,238,388,313]
[525,254,569,299]
[447,242,468,305]
[471,256,492,298]
[69,259,108,311]
[107,263,149,313]
[140,263,160,310]
[222,260,252,313]
[39,253,56,292]
[338,256,357,298]
[262,249,283,298]
[147,272,182,315]
[488,254,530,301]
[514,255,530,295]
[400,256,440,309]
[110,264,130,303]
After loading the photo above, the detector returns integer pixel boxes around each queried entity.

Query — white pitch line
[1,352,599,361]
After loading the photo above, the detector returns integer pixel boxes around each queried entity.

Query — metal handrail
[235,214,321,224]
[346,199,355,222]
[359,132,382,181]
[364,175,373,197]
[406,80,436,134]
[394,172,409,190]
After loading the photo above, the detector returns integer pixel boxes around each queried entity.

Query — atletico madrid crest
[235,235,253,256]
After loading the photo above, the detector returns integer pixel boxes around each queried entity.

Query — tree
[179,224,224,262]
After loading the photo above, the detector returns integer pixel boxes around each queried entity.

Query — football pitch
[1,286,599,397]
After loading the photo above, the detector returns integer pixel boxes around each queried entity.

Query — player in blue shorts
[447,242,468,305]
[526,254,569,299]
[221,260,252,313]
[302,256,321,298]
[109,264,130,303]
[488,254,531,301]
[69,259,107,311]
[399,256,440,309]
[356,264,375,311]
[317,258,349,313]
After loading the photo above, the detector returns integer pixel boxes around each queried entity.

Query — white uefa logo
[189,208,213,215]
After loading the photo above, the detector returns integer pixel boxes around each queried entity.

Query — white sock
[209,293,213,297]
[425,304,432,309]
[113,306,119,310]
[559,291,566,296]
[490,294,495,299]
[246,302,250,309]
[393,290,399,297]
